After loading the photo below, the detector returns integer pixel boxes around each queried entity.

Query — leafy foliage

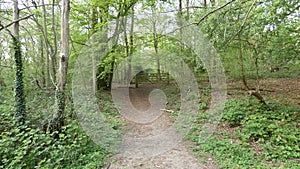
[0,121,109,169]
[0,87,120,169]
[189,97,300,168]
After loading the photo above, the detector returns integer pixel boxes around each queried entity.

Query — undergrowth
[188,96,300,168]
[0,87,121,169]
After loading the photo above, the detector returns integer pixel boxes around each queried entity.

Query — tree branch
[0,14,34,31]
[194,0,236,25]
[19,3,59,11]
[224,0,257,46]
[0,64,13,69]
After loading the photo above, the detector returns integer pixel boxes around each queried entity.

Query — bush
[0,121,110,169]
[0,88,119,169]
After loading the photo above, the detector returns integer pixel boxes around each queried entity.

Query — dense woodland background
[0,0,299,168]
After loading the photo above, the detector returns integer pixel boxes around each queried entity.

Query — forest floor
[109,84,217,169]
[227,77,300,108]
[108,77,300,169]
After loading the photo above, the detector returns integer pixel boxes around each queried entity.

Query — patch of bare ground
[227,78,300,108]
[108,84,217,169]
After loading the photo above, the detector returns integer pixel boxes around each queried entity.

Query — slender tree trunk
[95,6,110,91]
[91,7,98,94]
[239,38,266,104]
[186,0,190,21]
[129,6,134,87]
[127,6,137,88]
[50,0,57,85]
[40,36,46,87]
[151,7,161,81]
[41,0,50,89]
[179,0,184,78]
[52,0,70,132]
[13,0,26,125]
[238,38,249,90]
[123,15,131,85]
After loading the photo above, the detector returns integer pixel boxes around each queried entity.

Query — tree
[13,0,26,125]
[50,0,70,132]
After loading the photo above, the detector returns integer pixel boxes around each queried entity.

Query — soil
[107,77,300,169]
[109,84,217,169]
[227,77,300,108]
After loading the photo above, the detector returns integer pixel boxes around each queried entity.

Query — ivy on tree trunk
[13,36,26,125]
[13,0,26,126]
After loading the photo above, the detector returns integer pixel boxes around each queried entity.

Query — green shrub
[0,89,120,169]
[0,121,110,169]
[190,97,300,168]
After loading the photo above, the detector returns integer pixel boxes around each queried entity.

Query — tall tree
[151,5,161,81]
[41,0,51,88]
[51,0,70,132]
[13,0,26,125]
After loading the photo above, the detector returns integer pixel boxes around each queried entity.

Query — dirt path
[109,84,216,169]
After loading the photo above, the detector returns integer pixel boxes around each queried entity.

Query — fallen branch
[160,109,175,113]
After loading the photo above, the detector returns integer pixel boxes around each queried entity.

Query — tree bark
[239,38,266,105]
[50,0,57,85]
[51,0,70,132]
[151,6,161,81]
[123,15,130,85]
[91,7,99,94]
[129,6,134,87]
[41,0,51,89]
[13,0,26,125]
[238,38,249,90]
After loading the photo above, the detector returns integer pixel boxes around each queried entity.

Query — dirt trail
[109,84,216,169]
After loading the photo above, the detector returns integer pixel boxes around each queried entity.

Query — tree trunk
[50,0,57,85]
[51,0,70,133]
[238,38,249,90]
[186,0,190,21]
[178,0,184,78]
[13,0,26,125]
[40,35,46,87]
[151,6,161,81]
[123,15,130,85]
[239,38,266,105]
[91,7,99,94]
[41,0,51,89]
[129,6,134,87]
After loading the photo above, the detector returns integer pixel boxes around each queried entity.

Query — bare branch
[0,14,34,31]
[194,0,236,25]
[225,0,257,46]
[19,3,59,11]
